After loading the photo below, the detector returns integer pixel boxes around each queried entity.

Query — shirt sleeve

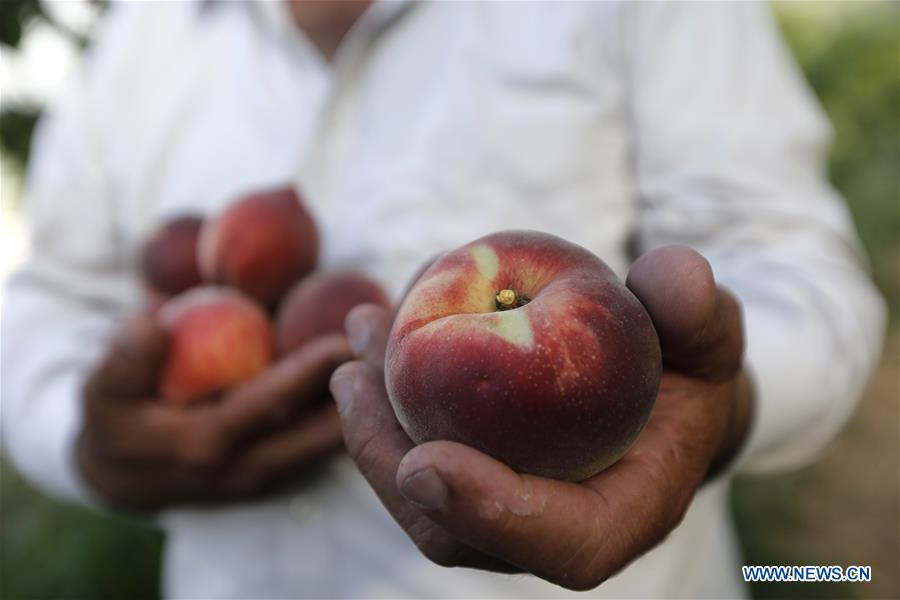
[0,7,142,503]
[621,2,887,474]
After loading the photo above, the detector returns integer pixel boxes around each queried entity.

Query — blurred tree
[738,10,900,599]
[0,0,43,49]
[0,0,42,170]
[1,461,163,600]
[0,0,94,171]
[775,1,900,320]
[0,0,93,50]
[0,108,40,170]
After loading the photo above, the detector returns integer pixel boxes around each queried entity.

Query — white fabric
[1,1,885,598]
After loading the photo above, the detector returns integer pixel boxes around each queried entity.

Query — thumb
[626,246,743,380]
[85,312,169,400]
[394,441,616,590]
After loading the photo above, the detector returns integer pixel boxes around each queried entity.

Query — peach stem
[495,288,519,310]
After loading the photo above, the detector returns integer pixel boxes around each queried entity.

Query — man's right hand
[77,313,352,511]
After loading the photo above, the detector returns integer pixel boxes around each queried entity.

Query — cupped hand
[329,246,753,590]
[78,317,352,511]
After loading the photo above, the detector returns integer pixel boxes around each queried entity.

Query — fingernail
[400,467,448,511]
[329,373,355,414]
[346,311,370,356]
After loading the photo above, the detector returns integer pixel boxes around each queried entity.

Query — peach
[139,216,203,296]
[401,254,441,299]
[158,287,274,406]
[199,187,319,307]
[276,271,390,354]
[386,230,661,481]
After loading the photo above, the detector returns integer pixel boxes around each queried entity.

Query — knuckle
[637,453,694,532]
[81,380,106,420]
[408,519,448,555]
[344,429,384,470]
[564,571,606,592]
[410,527,465,569]
[176,434,224,471]
[548,524,610,591]
[322,333,353,362]
[346,429,384,480]
[75,440,133,508]
[330,360,368,393]
[80,418,137,462]
[663,492,692,532]
[75,433,102,478]
[224,471,263,499]
[420,544,459,568]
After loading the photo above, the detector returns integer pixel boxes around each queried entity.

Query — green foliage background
[1,2,898,599]
[774,2,899,321]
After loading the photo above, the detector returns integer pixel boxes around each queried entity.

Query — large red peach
[198,187,319,307]
[139,215,204,296]
[158,287,274,406]
[276,271,390,354]
[386,230,661,481]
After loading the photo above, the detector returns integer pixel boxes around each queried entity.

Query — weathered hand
[329,246,753,590]
[78,316,352,511]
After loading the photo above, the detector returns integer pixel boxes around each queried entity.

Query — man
[1,1,885,598]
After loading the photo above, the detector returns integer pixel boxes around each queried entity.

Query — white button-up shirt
[1,1,885,598]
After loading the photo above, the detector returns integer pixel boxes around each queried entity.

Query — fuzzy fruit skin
[386,230,662,481]
[158,287,274,406]
[276,271,390,354]
[199,187,319,307]
[140,216,204,296]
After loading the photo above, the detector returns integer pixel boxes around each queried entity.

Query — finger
[626,245,743,380]
[82,399,220,468]
[329,361,507,570]
[84,313,168,401]
[345,304,393,367]
[330,361,416,510]
[225,402,345,495]
[76,420,226,511]
[395,441,626,591]
[85,334,350,485]
[213,334,353,446]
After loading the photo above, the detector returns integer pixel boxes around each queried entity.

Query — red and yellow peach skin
[276,271,390,354]
[158,287,274,405]
[198,187,319,307]
[386,230,661,481]
[140,215,204,297]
